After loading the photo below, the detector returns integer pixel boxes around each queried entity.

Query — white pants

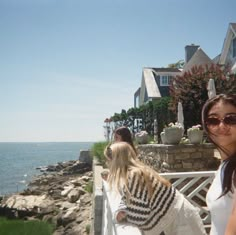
[162,199,206,235]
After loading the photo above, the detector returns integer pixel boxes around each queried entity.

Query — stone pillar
[79,150,92,166]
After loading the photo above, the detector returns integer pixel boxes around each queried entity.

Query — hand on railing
[115,210,127,223]
[101,170,109,181]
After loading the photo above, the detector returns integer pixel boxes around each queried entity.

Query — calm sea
[0,142,93,196]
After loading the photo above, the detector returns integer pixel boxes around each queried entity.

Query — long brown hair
[114,126,137,153]
[201,94,236,197]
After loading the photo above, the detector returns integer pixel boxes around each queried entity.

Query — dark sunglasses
[206,114,236,127]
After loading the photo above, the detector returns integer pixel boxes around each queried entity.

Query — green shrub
[147,135,154,143]
[91,141,109,166]
[85,224,90,234]
[84,180,93,193]
[0,217,54,235]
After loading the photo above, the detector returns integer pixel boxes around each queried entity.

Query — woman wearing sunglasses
[201,93,236,235]
[104,142,206,235]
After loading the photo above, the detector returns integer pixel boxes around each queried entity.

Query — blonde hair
[104,142,170,199]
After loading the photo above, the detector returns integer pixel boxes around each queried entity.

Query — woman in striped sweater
[104,141,206,235]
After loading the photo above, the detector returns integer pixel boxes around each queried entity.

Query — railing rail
[102,181,143,235]
[160,171,215,226]
[101,171,216,235]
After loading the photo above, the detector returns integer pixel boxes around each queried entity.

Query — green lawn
[0,217,54,235]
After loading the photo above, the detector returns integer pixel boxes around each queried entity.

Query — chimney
[185,44,200,63]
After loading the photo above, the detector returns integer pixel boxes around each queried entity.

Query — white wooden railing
[101,181,143,235]
[101,171,215,235]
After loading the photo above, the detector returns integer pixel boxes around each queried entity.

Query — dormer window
[160,75,172,86]
[233,37,236,58]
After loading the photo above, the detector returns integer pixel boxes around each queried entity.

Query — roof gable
[231,23,236,33]
[219,22,236,65]
[182,48,214,73]
[143,68,161,98]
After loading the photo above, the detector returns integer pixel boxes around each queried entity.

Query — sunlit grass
[0,217,54,235]
[91,141,109,166]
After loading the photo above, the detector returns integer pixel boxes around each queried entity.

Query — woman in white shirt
[201,94,236,235]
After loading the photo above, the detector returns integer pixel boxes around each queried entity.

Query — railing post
[101,182,115,235]
[92,163,104,235]
[102,182,143,235]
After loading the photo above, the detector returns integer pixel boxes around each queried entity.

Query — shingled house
[134,67,181,107]
[134,22,236,108]
[134,44,213,107]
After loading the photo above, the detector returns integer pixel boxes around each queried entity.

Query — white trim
[160,75,171,86]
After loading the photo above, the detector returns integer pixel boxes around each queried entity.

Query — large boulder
[0,161,93,235]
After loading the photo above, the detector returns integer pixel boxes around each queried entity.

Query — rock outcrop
[0,160,93,235]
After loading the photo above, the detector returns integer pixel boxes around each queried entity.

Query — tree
[169,63,236,130]
[153,97,175,133]
[110,98,175,138]
[168,59,185,69]
[111,109,129,128]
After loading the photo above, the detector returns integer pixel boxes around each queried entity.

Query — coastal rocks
[67,188,80,203]
[36,160,91,175]
[0,159,93,235]
[2,194,54,212]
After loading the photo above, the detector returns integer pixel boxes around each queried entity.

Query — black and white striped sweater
[117,172,184,234]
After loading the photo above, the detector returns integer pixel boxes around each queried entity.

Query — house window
[160,75,171,86]
[233,37,236,58]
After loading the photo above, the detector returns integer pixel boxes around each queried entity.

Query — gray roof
[182,48,214,73]
[143,68,161,98]
[230,22,236,33]
[151,67,181,73]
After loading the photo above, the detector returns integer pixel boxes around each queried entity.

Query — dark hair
[114,126,137,153]
[201,94,236,197]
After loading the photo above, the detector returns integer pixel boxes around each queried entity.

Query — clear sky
[0,0,235,142]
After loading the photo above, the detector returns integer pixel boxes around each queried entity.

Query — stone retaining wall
[137,143,220,172]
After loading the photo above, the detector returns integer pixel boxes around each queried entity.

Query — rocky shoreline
[0,158,93,235]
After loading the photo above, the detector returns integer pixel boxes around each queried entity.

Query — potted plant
[187,124,203,144]
[160,131,168,144]
[161,122,184,145]
[135,130,149,144]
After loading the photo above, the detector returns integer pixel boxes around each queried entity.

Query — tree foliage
[169,63,236,130]
[168,59,185,69]
[109,97,175,137]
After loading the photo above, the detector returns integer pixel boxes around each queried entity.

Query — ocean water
[0,142,93,196]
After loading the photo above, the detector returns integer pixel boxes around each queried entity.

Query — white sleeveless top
[206,163,235,235]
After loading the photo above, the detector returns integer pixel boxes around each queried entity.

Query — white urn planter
[135,131,148,144]
[187,129,203,144]
[160,132,168,144]
[163,127,183,145]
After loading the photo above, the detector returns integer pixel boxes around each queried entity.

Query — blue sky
[0,0,235,142]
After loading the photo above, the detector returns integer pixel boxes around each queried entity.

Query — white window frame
[160,75,171,86]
